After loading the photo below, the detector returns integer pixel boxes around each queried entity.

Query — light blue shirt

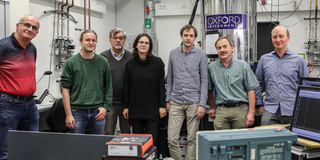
[208,58,259,105]
[110,49,124,61]
[166,46,208,106]
[255,50,309,116]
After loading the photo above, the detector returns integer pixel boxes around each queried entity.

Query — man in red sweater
[0,14,40,160]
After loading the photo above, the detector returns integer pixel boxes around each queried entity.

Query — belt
[218,102,248,107]
[0,92,36,101]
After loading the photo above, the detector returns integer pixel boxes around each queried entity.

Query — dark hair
[132,33,153,57]
[109,27,126,40]
[79,29,97,42]
[215,36,234,49]
[180,24,198,38]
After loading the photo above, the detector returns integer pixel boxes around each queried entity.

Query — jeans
[69,109,105,134]
[0,96,39,160]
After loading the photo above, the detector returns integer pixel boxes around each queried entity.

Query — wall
[6,0,116,101]
[5,0,320,101]
[256,0,320,77]
[155,0,202,73]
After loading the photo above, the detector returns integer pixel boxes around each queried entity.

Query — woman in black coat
[123,33,166,148]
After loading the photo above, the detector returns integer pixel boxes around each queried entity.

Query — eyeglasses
[19,23,39,31]
[138,41,150,45]
[112,36,125,41]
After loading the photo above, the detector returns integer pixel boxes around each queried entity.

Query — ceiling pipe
[88,0,91,29]
[84,0,86,30]
[61,0,68,38]
[67,0,74,39]
[57,0,64,38]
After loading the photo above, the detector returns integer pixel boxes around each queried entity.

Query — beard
[114,43,123,50]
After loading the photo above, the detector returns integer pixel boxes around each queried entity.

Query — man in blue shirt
[255,25,309,125]
[166,24,208,160]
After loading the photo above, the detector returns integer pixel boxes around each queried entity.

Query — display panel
[300,77,320,87]
[291,85,320,142]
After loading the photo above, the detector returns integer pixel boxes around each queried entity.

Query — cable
[265,0,296,6]
[278,0,280,21]
[257,0,309,27]
[3,0,6,36]
[47,0,57,89]
[258,0,303,20]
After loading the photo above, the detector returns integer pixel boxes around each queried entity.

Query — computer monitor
[290,85,320,142]
[300,77,320,87]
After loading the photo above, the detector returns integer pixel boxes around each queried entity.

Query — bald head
[271,25,290,55]
[271,25,289,37]
[14,14,40,47]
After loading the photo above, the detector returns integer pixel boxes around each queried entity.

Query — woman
[123,33,166,148]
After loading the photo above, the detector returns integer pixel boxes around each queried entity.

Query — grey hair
[215,36,234,49]
[109,27,126,40]
[18,14,40,29]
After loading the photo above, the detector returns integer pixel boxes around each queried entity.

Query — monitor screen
[290,85,320,142]
[300,77,320,87]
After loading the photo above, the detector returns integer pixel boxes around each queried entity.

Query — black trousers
[131,119,159,147]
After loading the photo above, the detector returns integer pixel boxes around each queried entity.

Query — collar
[219,57,234,67]
[179,45,196,55]
[272,49,292,58]
[111,48,125,58]
[134,55,151,64]
[10,33,32,50]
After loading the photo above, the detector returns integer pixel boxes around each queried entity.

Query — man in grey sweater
[100,28,132,135]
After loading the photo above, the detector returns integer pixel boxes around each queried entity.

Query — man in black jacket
[100,28,132,135]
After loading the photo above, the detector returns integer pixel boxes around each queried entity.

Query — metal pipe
[61,0,68,38]
[67,0,74,39]
[315,0,318,40]
[88,0,91,29]
[57,0,64,38]
[309,0,312,41]
[84,0,86,30]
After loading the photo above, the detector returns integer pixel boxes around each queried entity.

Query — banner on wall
[206,14,248,30]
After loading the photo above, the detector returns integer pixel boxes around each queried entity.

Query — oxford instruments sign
[206,14,248,30]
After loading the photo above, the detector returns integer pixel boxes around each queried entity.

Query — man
[166,24,208,160]
[100,28,131,135]
[207,37,259,130]
[61,29,112,134]
[0,14,40,160]
[255,25,309,125]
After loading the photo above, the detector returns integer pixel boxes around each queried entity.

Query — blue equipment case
[197,127,297,160]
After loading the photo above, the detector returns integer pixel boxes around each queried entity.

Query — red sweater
[0,34,37,96]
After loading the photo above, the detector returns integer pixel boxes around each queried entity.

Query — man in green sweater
[61,29,112,134]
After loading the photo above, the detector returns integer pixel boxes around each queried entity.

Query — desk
[292,144,320,160]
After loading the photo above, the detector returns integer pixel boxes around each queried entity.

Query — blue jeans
[0,96,39,160]
[69,109,105,134]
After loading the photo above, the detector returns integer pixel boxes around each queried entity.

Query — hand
[208,109,216,119]
[196,106,206,119]
[123,108,129,120]
[65,114,75,129]
[257,106,264,116]
[246,112,255,127]
[166,102,170,113]
[159,108,167,118]
[95,107,107,120]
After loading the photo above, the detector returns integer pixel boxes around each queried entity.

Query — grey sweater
[100,49,132,104]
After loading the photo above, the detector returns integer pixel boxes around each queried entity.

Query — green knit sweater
[61,53,113,111]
